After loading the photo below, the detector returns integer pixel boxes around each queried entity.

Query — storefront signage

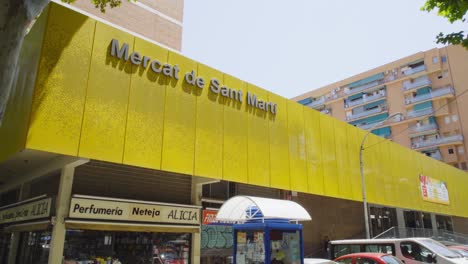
[110,39,278,115]
[419,175,450,205]
[0,197,52,224]
[69,197,200,225]
[202,209,218,225]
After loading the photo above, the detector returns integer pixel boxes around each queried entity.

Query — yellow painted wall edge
[10,3,468,217]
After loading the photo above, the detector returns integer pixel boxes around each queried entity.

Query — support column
[48,164,75,264]
[191,177,220,264]
[396,208,406,238]
[430,213,438,236]
[7,183,31,264]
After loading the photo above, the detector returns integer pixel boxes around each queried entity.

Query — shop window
[444,116,451,124]
[432,56,438,64]
[441,56,447,63]
[16,231,51,264]
[448,148,454,154]
[452,114,458,122]
[63,230,191,264]
[458,146,465,154]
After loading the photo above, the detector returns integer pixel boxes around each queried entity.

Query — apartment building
[294,45,468,171]
[65,0,184,51]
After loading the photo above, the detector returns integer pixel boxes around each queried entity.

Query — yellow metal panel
[287,101,308,192]
[78,22,133,163]
[347,126,363,201]
[320,115,339,197]
[27,4,95,156]
[380,141,395,206]
[222,74,248,183]
[161,51,197,175]
[193,63,224,179]
[122,38,169,169]
[246,83,270,187]
[333,120,351,197]
[390,144,408,208]
[268,93,290,190]
[362,134,380,204]
[304,108,324,195]
[403,147,421,210]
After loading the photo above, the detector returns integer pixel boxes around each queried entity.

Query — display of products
[63,230,191,264]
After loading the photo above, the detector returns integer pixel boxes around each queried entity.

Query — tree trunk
[0,0,49,127]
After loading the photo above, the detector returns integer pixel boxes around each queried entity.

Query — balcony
[406,107,434,119]
[402,65,426,76]
[427,151,442,161]
[412,134,464,149]
[320,108,332,115]
[405,86,454,105]
[306,97,325,108]
[346,105,388,121]
[403,77,431,92]
[408,123,438,136]
[346,91,386,108]
[344,80,385,96]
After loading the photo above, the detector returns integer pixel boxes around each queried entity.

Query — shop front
[0,196,53,264]
[62,195,200,264]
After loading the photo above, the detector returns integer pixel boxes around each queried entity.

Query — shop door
[369,206,397,237]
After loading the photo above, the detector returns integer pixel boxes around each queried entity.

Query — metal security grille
[235,183,281,199]
[73,161,192,204]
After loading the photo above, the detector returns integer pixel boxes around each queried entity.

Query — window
[458,146,465,154]
[445,116,451,124]
[356,258,379,264]
[448,148,454,154]
[400,242,433,263]
[441,56,447,63]
[452,114,458,122]
[432,56,439,64]
[365,244,394,255]
[332,244,361,258]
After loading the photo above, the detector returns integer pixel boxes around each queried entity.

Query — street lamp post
[360,112,402,239]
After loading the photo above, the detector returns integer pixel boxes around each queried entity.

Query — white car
[304,258,338,264]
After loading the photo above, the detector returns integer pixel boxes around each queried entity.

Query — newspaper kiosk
[215,196,312,264]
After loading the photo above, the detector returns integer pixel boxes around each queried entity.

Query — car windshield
[382,255,404,264]
[418,239,463,258]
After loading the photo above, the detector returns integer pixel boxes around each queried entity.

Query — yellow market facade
[0,3,467,264]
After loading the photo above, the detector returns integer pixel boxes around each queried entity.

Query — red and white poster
[419,174,449,205]
[202,209,218,225]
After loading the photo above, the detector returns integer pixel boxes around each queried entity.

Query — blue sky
[182,0,466,98]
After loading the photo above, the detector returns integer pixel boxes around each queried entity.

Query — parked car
[330,238,467,264]
[334,253,404,264]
